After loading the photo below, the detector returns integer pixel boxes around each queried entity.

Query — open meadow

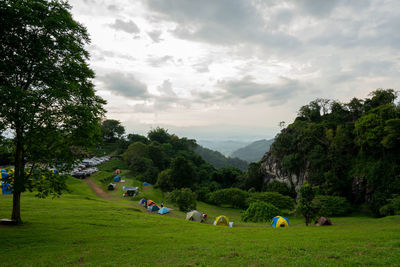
[1,161,400,266]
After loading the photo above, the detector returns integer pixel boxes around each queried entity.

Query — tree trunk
[12,126,24,224]
[11,191,22,223]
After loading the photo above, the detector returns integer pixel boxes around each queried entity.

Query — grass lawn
[1,161,400,266]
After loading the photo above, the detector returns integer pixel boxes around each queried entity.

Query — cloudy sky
[69,0,399,141]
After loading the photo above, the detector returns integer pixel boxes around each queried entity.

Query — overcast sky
[69,0,399,141]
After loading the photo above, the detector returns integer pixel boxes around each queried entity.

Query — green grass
[1,162,400,266]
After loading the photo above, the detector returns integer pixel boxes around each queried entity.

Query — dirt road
[83,178,111,200]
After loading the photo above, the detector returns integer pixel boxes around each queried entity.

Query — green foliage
[156,169,174,192]
[211,166,243,188]
[0,0,106,222]
[170,156,197,189]
[264,181,296,198]
[379,195,400,216]
[209,188,249,209]
[101,119,125,142]
[247,192,295,211]
[297,183,319,226]
[148,127,171,144]
[167,188,197,212]
[313,195,352,217]
[271,89,400,215]
[242,201,280,223]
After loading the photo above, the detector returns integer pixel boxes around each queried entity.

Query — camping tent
[138,199,146,205]
[114,169,121,174]
[158,207,169,215]
[113,176,121,182]
[147,200,155,206]
[143,182,150,186]
[186,210,202,222]
[148,205,160,212]
[272,216,289,228]
[107,183,116,191]
[214,215,229,226]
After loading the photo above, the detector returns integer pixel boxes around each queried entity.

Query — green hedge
[242,201,280,223]
[208,188,249,209]
[247,192,295,211]
[313,195,352,217]
[167,188,197,212]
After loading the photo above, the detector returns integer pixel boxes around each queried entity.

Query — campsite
[1,158,400,266]
[2,0,400,266]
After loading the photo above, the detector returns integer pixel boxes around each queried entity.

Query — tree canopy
[0,0,105,223]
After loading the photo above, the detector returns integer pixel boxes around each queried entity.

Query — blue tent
[138,199,146,205]
[148,205,160,212]
[158,207,169,215]
[272,216,289,228]
[113,176,121,182]
[143,182,150,186]
[1,182,12,195]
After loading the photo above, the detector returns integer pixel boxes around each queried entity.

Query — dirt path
[84,178,111,200]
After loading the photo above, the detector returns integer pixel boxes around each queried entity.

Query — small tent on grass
[147,200,156,206]
[272,216,289,228]
[114,169,121,175]
[107,183,116,191]
[158,207,169,215]
[186,210,202,222]
[214,215,229,226]
[143,182,150,186]
[148,205,160,212]
[113,176,121,182]
[138,198,146,205]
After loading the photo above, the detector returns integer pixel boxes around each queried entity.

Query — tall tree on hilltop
[101,119,125,142]
[0,0,105,223]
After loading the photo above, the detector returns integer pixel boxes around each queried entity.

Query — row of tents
[138,198,170,215]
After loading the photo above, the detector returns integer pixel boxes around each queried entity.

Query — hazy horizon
[69,0,399,140]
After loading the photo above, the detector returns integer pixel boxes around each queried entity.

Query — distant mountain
[197,140,251,156]
[194,145,248,170]
[231,139,274,163]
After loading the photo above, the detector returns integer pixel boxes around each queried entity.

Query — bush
[242,201,280,223]
[297,183,319,226]
[208,188,249,209]
[264,180,296,198]
[247,192,295,211]
[379,195,400,216]
[167,188,197,212]
[313,195,352,217]
[155,169,174,192]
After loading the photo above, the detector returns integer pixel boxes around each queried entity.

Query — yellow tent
[215,215,229,226]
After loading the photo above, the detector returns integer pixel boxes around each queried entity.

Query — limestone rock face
[260,151,309,191]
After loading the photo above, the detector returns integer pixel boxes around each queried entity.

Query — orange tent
[147,200,156,206]
[114,169,121,174]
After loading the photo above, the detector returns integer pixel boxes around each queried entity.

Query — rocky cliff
[260,151,309,191]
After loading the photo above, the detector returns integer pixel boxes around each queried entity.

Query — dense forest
[270,89,400,216]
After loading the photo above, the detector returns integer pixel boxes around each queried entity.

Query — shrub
[208,188,249,209]
[379,195,400,216]
[242,201,280,223]
[247,192,295,211]
[297,183,319,226]
[264,180,296,198]
[313,195,352,217]
[167,188,197,212]
[155,169,174,192]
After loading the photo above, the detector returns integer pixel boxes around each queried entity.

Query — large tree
[101,119,125,142]
[0,0,105,223]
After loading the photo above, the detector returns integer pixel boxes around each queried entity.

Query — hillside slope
[1,161,400,266]
[194,145,248,170]
[231,139,274,163]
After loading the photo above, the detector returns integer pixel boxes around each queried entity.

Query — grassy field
[1,161,400,266]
